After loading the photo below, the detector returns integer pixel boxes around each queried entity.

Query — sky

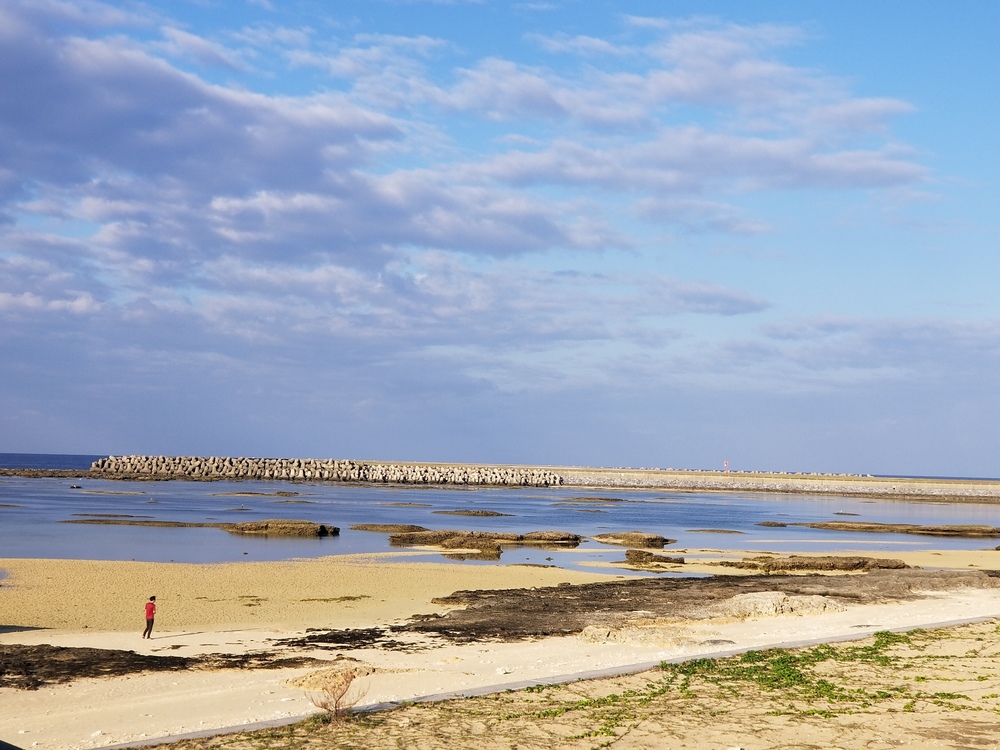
[1,0,998,477]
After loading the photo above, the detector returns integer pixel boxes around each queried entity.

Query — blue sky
[2,0,998,477]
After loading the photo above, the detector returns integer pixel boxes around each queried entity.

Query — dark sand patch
[0,644,322,690]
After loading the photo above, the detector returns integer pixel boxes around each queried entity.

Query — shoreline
[4,549,1000,749]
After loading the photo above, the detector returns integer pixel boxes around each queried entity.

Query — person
[142,595,156,638]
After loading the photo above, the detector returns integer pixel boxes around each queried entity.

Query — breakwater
[554,466,1000,501]
[88,455,563,487]
[4,456,996,500]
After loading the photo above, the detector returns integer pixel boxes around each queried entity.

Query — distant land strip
[1,455,999,501]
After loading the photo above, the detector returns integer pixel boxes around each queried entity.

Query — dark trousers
[143,618,154,638]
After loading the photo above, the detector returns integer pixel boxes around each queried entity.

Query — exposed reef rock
[687,528,745,534]
[792,522,1000,537]
[351,524,429,533]
[226,520,336,537]
[624,549,685,566]
[708,591,846,618]
[577,592,840,645]
[716,555,908,572]
[385,529,581,559]
[413,569,1000,642]
[591,532,673,549]
[522,531,582,543]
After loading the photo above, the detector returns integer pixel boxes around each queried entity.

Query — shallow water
[2,475,1000,573]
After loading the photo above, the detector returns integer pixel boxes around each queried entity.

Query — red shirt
[145,601,156,618]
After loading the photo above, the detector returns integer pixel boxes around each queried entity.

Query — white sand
[3,549,1000,749]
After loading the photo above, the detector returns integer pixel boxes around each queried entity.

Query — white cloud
[802,98,916,133]
[0,6,927,290]
[635,197,772,234]
[0,290,101,314]
[0,5,927,362]
[4,0,154,30]
[156,26,252,71]
[744,317,1000,389]
[232,23,313,49]
[527,32,632,57]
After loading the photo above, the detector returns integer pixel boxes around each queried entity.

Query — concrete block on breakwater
[89,455,564,487]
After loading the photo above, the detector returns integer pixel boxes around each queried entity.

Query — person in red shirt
[142,595,156,639]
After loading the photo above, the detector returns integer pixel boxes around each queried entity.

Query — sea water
[2,454,1000,571]
[0,453,106,470]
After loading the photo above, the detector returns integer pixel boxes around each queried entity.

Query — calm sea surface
[2,454,999,573]
[0,453,106,470]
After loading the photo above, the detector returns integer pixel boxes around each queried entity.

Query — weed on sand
[159,620,1000,750]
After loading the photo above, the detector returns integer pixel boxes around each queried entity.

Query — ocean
[0,453,106,470]
[2,454,1000,571]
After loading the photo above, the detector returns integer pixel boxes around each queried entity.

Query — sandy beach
[4,546,1000,749]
